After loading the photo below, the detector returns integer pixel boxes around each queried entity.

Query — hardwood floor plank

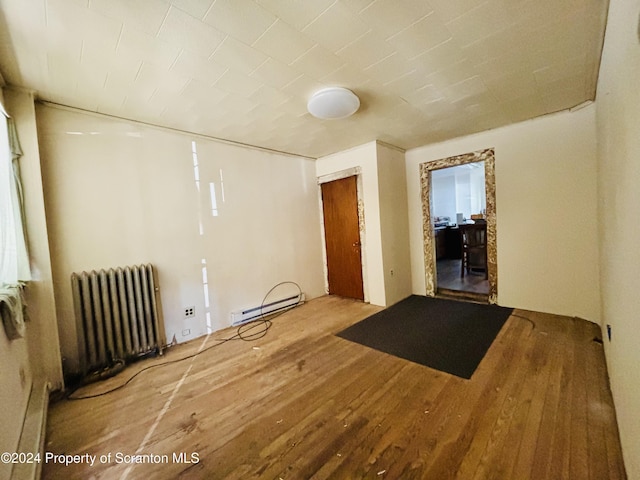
[585,323,627,480]
[42,296,626,480]
[488,324,543,479]
[536,316,573,480]
[420,317,529,479]
[505,312,567,479]
[565,317,590,480]
[464,320,537,480]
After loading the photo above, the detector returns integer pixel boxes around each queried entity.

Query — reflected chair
[460,223,488,279]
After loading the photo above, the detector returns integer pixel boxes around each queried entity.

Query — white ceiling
[0,0,609,158]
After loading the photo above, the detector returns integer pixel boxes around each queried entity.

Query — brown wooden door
[321,176,364,300]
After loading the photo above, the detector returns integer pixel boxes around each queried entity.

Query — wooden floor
[437,258,489,295]
[43,296,626,480]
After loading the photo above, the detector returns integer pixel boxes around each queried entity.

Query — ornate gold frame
[419,148,498,303]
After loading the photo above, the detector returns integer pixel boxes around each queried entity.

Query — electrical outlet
[182,328,191,337]
[184,306,195,318]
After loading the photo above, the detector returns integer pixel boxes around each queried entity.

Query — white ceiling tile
[445,2,513,48]
[443,76,488,103]
[89,0,170,37]
[169,49,227,85]
[410,39,467,75]
[214,69,264,98]
[280,75,324,107]
[335,30,395,70]
[46,50,81,92]
[339,0,377,15]
[255,0,335,30]
[427,0,486,23]
[121,93,166,121]
[158,5,226,59]
[363,52,415,85]
[542,72,587,96]
[472,52,533,85]
[44,0,79,33]
[490,0,546,26]
[0,0,610,157]
[533,55,586,86]
[117,26,182,71]
[320,64,373,90]
[500,94,546,122]
[102,56,144,95]
[136,62,191,94]
[181,79,228,106]
[252,19,316,65]
[75,60,109,97]
[43,28,83,65]
[358,89,414,117]
[463,29,535,84]
[529,16,591,56]
[501,0,596,28]
[386,13,452,60]
[202,0,277,45]
[289,45,345,81]
[383,70,432,96]
[357,0,433,38]
[0,0,46,84]
[148,89,181,112]
[541,85,586,113]
[3,0,46,28]
[424,59,476,91]
[399,84,444,106]
[48,0,123,55]
[248,84,292,107]
[96,90,127,114]
[302,1,370,54]
[169,0,215,20]
[526,16,592,73]
[209,36,268,75]
[451,91,500,115]
[484,71,538,102]
[250,58,302,89]
[215,93,256,116]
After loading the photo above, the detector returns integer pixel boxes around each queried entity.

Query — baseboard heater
[231,293,305,326]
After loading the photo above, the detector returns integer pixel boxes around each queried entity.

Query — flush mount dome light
[307,87,360,119]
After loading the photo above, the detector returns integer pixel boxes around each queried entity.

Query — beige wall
[595,0,640,476]
[316,142,385,305]
[0,327,31,480]
[4,89,63,389]
[376,142,412,306]
[0,84,27,480]
[0,88,63,479]
[406,106,601,322]
[315,141,412,307]
[36,104,325,377]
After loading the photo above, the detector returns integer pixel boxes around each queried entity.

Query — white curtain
[0,101,30,285]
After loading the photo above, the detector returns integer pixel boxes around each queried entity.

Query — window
[0,101,30,285]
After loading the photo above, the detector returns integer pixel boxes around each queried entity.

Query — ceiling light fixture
[307,87,360,120]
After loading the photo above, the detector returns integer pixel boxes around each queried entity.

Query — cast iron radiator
[71,264,166,377]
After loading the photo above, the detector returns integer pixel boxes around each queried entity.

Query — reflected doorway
[432,162,489,299]
[419,148,498,304]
